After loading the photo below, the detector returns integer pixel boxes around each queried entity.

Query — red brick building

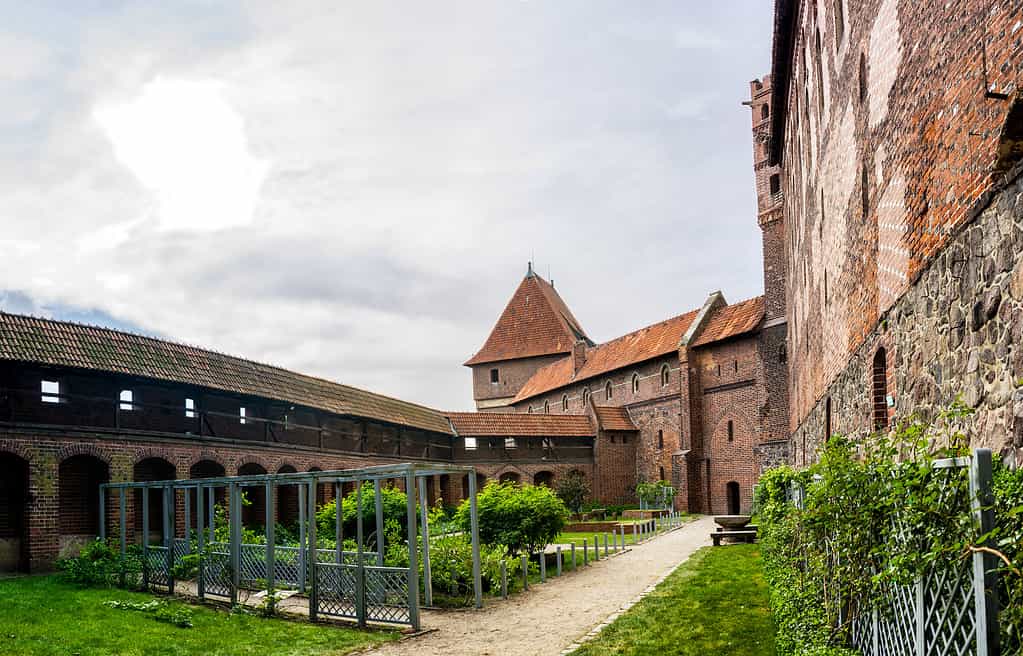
[762,0,1023,463]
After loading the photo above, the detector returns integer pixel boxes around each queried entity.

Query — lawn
[0,576,397,656]
[570,544,776,656]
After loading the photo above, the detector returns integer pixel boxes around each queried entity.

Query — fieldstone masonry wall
[793,164,1023,464]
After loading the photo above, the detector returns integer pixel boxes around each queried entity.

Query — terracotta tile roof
[513,309,700,403]
[593,405,637,431]
[445,412,595,437]
[690,296,765,347]
[0,312,452,435]
[464,272,589,366]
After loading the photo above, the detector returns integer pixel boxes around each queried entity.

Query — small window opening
[727,420,734,442]
[41,379,61,404]
[119,389,135,411]
[490,368,499,384]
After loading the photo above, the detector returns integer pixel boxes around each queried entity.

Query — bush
[555,471,589,514]
[57,539,143,587]
[455,481,568,555]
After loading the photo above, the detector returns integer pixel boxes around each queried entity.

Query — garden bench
[711,529,757,546]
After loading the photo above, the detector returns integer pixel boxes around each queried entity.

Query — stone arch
[58,454,109,545]
[0,452,30,572]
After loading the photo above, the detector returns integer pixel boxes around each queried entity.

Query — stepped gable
[464,268,589,366]
[0,311,451,435]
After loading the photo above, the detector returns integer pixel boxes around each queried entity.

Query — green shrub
[555,470,590,514]
[455,481,568,555]
[56,539,143,588]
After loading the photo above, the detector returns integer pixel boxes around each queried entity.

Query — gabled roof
[464,268,589,366]
[445,412,594,437]
[690,296,765,347]
[0,312,452,435]
[593,405,638,431]
[513,309,700,403]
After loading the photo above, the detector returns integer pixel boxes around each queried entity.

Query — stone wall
[793,164,1023,464]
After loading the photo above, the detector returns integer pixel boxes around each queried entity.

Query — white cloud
[93,77,269,232]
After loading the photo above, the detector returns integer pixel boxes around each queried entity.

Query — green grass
[570,544,776,656]
[0,576,397,656]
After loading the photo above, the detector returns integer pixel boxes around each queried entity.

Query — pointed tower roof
[465,264,590,366]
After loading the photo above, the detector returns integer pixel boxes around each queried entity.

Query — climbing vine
[756,402,1023,655]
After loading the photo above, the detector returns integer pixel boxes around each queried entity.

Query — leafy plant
[554,470,590,514]
[454,481,568,555]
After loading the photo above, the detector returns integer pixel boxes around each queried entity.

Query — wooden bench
[711,529,758,546]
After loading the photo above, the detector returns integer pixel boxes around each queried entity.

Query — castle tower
[465,263,591,411]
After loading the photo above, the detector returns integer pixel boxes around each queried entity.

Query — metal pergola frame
[100,462,483,630]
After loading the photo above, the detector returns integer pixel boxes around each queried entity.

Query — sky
[0,1,774,411]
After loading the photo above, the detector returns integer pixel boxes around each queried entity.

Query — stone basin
[713,515,751,530]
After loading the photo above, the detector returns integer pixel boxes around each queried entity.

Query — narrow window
[505,437,517,450]
[659,466,665,481]
[185,397,196,418]
[872,348,889,430]
[239,406,247,425]
[562,395,569,411]
[605,381,613,400]
[489,368,499,383]
[632,373,640,394]
[41,379,61,404]
[861,162,869,219]
[465,436,477,451]
[119,389,134,411]
[657,430,664,449]
[859,53,867,104]
[769,174,781,195]
[660,365,670,386]
[761,104,769,120]
[543,400,550,414]
[727,420,734,442]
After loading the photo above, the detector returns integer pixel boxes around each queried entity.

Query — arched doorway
[0,453,29,572]
[133,457,176,542]
[277,465,299,527]
[533,471,554,487]
[59,455,109,555]
[498,471,520,485]
[726,481,741,515]
[237,463,267,527]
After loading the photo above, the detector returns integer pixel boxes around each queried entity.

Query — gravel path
[369,515,716,656]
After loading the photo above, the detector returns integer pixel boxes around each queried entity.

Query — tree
[555,470,590,513]
[455,481,568,555]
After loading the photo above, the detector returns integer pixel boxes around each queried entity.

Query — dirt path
[369,515,716,656]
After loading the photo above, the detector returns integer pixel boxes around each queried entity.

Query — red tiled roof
[513,309,700,403]
[464,272,589,366]
[0,312,452,435]
[593,405,637,431]
[445,412,595,437]
[690,296,765,347]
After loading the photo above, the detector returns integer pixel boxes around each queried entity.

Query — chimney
[572,340,587,375]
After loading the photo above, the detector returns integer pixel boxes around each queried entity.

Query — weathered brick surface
[774,0,1023,440]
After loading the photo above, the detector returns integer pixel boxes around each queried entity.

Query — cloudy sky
[1,2,773,411]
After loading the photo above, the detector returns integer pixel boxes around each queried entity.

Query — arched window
[727,421,734,442]
[657,430,664,449]
[562,395,569,411]
[761,104,769,120]
[582,388,591,405]
[604,381,613,400]
[872,348,888,430]
[631,373,640,395]
[660,365,670,387]
[543,400,550,414]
